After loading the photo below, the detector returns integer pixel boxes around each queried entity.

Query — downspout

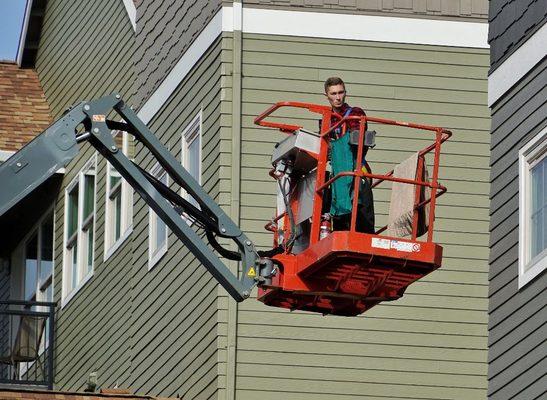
[226,2,242,400]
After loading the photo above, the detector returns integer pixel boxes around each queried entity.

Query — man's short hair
[324,77,345,92]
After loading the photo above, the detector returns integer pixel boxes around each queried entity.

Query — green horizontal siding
[36,0,136,392]
[127,37,223,399]
[220,33,490,400]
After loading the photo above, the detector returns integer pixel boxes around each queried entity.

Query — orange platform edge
[258,231,443,316]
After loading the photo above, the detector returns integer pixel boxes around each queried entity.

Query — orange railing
[255,102,452,246]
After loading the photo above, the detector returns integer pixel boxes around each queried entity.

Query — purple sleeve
[348,106,366,131]
[352,107,366,116]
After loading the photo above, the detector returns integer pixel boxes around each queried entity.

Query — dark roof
[0,61,51,152]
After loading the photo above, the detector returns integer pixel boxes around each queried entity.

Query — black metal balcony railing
[0,300,55,389]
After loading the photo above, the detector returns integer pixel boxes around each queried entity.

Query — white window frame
[104,131,133,260]
[62,155,97,307]
[518,126,547,288]
[180,111,203,223]
[148,163,169,270]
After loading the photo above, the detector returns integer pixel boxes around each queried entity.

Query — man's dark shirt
[330,103,366,137]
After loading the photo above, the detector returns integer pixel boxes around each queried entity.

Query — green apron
[329,131,362,216]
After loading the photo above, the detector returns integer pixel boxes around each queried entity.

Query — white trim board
[122,0,137,32]
[488,23,547,107]
[138,5,489,123]
[240,8,488,49]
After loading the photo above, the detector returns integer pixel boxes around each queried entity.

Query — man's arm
[348,106,366,132]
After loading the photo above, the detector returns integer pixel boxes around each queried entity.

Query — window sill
[61,271,93,310]
[148,241,168,271]
[519,252,546,289]
[103,226,133,262]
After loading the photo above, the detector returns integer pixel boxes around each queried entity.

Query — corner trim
[122,0,137,31]
[488,22,547,107]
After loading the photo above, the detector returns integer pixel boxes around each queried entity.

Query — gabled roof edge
[16,0,33,67]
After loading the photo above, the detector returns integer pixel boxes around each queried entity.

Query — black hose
[278,176,297,252]
[135,163,217,231]
[257,245,284,258]
[205,231,242,260]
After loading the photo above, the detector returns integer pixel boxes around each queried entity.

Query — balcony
[0,300,55,389]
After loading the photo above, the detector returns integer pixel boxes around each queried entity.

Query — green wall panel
[220,33,490,400]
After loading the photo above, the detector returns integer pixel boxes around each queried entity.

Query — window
[104,131,133,259]
[181,111,202,213]
[148,163,169,270]
[22,211,54,357]
[519,126,547,288]
[63,156,96,305]
[24,212,54,304]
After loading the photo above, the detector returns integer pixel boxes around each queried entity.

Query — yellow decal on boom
[247,267,256,277]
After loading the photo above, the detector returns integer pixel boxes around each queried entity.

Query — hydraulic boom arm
[0,94,265,302]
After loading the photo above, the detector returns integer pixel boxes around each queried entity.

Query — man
[323,77,375,234]
[325,77,366,134]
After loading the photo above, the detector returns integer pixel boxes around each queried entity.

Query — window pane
[110,167,121,192]
[86,225,94,275]
[42,283,53,302]
[115,193,122,240]
[155,217,167,250]
[188,135,200,180]
[110,175,121,190]
[83,174,95,219]
[71,244,78,291]
[68,186,79,237]
[186,132,200,208]
[531,157,546,259]
[155,172,168,250]
[40,214,54,283]
[25,234,38,300]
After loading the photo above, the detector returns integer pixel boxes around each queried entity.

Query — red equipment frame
[254,102,452,316]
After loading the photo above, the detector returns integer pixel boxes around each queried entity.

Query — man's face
[325,84,346,110]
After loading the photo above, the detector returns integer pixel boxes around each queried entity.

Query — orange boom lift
[254,102,452,316]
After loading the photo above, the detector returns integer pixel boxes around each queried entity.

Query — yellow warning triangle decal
[247,267,256,277]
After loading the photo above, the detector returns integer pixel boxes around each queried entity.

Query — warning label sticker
[371,238,391,250]
[391,240,414,253]
[371,238,421,253]
[246,266,256,277]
